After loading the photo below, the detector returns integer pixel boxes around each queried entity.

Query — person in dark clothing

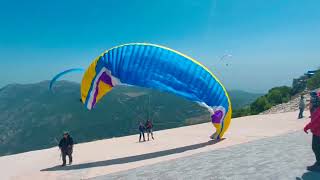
[310,91,320,114]
[298,95,305,119]
[59,132,74,166]
[304,92,320,172]
[139,122,146,142]
[145,120,154,141]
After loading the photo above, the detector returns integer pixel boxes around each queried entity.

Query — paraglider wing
[81,43,232,139]
[49,68,84,91]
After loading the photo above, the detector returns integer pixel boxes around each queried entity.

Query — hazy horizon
[1,0,319,93]
[0,79,267,95]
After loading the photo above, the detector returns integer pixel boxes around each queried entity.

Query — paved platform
[92,131,320,180]
[0,111,310,179]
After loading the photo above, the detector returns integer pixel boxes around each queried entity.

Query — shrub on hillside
[292,77,307,95]
[233,86,292,117]
[307,70,320,90]
[250,96,270,115]
[233,107,251,118]
[267,86,292,104]
[233,68,320,118]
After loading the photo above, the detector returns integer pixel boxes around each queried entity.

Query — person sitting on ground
[139,122,146,142]
[145,119,154,141]
[58,131,74,167]
[298,95,305,119]
[304,91,320,171]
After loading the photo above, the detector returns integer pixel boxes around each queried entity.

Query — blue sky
[0,0,319,92]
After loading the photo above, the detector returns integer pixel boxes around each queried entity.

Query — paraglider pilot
[59,132,74,166]
[304,91,320,171]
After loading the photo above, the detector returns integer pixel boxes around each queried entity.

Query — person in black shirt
[298,95,305,119]
[59,132,74,166]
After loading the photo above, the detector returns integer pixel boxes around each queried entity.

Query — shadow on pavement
[297,171,320,180]
[41,138,224,171]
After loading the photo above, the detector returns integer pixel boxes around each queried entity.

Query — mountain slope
[0,81,207,156]
[228,90,263,109]
[0,81,259,156]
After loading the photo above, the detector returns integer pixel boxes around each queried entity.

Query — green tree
[233,68,319,118]
[307,70,320,90]
[267,89,282,105]
[250,96,270,115]
[267,86,292,105]
[292,77,307,95]
[232,107,251,118]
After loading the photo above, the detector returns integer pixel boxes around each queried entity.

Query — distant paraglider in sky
[49,68,84,91]
[220,54,232,67]
[205,53,233,82]
[80,43,232,140]
[220,54,232,61]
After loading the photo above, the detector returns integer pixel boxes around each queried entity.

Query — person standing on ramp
[59,132,74,166]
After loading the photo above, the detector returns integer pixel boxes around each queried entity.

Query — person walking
[298,95,305,119]
[58,132,74,167]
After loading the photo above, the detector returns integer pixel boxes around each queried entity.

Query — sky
[0,0,319,93]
